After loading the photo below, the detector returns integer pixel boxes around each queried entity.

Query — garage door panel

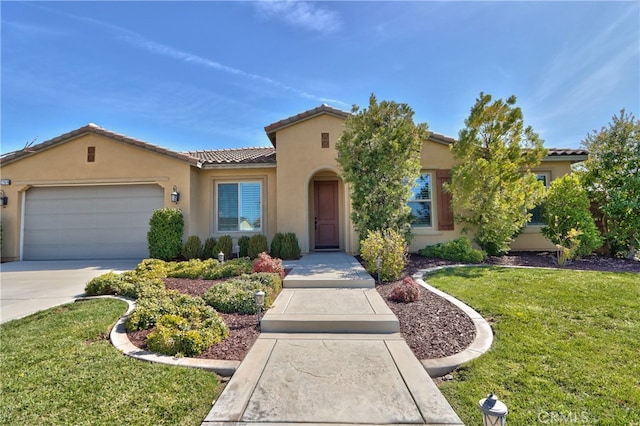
[24,185,163,260]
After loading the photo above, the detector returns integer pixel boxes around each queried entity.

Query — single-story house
[0,104,587,261]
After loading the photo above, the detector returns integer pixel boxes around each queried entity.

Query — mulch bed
[127,252,639,362]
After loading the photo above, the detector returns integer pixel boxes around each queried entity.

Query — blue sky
[2,1,638,155]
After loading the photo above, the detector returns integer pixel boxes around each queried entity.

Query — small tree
[447,93,547,255]
[579,109,640,259]
[147,208,184,260]
[336,94,429,238]
[541,173,602,258]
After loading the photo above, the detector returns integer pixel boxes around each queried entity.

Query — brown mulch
[127,252,639,362]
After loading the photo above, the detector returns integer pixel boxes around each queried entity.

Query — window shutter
[436,169,454,231]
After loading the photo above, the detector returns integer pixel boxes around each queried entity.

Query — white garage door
[23,185,164,260]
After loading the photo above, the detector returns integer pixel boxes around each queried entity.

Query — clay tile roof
[264,103,351,146]
[186,147,276,165]
[0,123,200,167]
[546,148,589,156]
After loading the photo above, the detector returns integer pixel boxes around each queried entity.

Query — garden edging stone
[412,265,494,377]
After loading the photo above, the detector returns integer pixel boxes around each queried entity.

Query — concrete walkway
[203,252,463,425]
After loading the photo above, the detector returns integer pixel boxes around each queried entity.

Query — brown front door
[314,181,339,248]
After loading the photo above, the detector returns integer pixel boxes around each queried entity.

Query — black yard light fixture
[375,256,382,284]
[478,393,508,426]
[254,290,265,326]
[170,186,180,204]
[0,190,7,208]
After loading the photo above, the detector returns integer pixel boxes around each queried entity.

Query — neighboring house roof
[0,123,201,167]
[186,147,276,166]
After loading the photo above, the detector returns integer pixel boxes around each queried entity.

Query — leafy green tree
[447,93,547,255]
[579,109,640,259]
[336,94,429,238]
[541,173,602,257]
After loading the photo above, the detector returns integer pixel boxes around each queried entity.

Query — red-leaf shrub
[253,252,285,279]
[389,277,421,303]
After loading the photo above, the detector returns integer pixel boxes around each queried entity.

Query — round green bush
[182,235,203,260]
[248,234,269,259]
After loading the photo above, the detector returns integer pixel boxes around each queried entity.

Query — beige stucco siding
[192,167,277,245]
[273,114,349,253]
[0,133,192,260]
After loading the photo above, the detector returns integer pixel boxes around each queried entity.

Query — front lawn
[428,267,640,425]
[0,299,220,426]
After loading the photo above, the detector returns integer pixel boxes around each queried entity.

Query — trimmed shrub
[167,259,217,279]
[84,272,164,299]
[146,309,228,357]
[203,237,217,260]
[214,235,233,261]
[280,232,301,260]
[389,277,421,303]
[244,272,282,304]
[204,279,260,314]
[182,235,203,260]
[146,313,227,357]
[238,236,251,258]
[248,234,269,259]
[270,233,284,258]
[134,258,169,280]
[202,258,253,280]
[147,208,184,260]
[253,252,285,278]
[360,229,407,282]
[125,290,222,332]
[418,237,487,263]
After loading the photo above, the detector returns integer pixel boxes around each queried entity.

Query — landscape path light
[375,257,382,284]
[478,393,508,426]
[218,251,225,264]
[254,290,265,326]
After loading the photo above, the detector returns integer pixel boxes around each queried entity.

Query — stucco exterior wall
[0,133,192,260]
[273,114,349,253]
[192,166,278,246]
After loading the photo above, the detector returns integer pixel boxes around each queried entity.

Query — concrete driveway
[0,260,140,324]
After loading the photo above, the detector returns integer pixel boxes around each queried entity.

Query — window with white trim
[217,182,262,232]
[529,173,550,225]
[409,173,432,227]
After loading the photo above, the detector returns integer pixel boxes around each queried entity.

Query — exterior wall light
[218,251,225,264]
[170,186,180,203]
[254,290,265,326]
[478,393,508,426]
[0,190,7,208]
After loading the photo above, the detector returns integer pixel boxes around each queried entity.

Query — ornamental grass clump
[389,277,421,303]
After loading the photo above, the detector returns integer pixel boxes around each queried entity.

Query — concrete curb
[411,266,494,378]
[76,295,240,376]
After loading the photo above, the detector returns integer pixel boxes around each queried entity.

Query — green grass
[427,267,640,425]
[0,299,220,425]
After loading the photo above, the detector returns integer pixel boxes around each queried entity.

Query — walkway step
[284,252,375,289]
[261,288,399,333]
